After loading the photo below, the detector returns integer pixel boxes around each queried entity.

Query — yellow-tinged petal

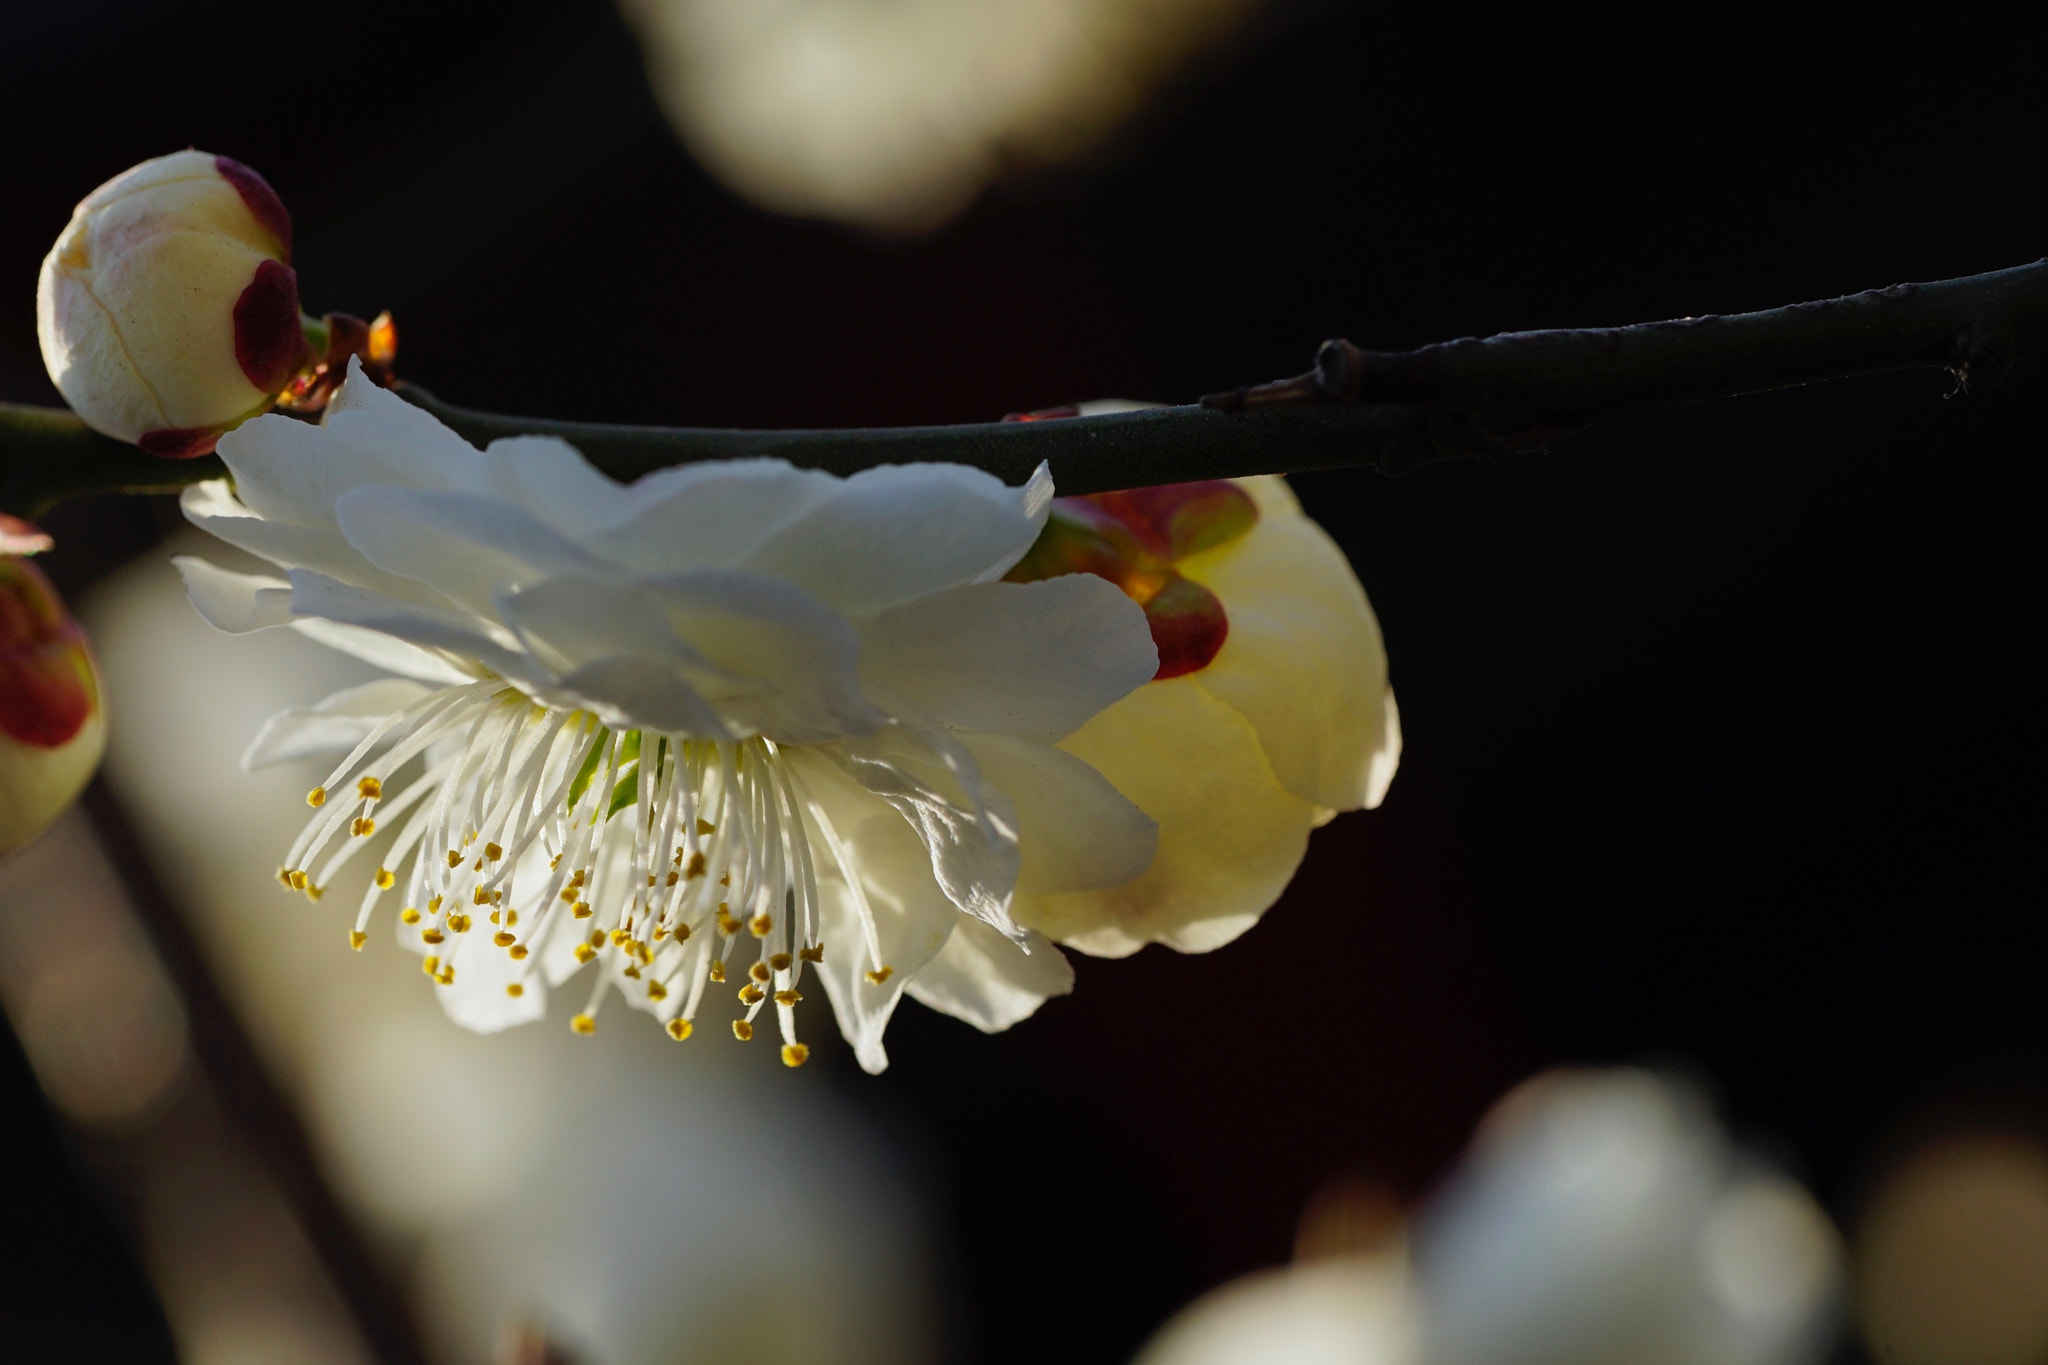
[1012,676,1314,957]
[1178,475,1400,813]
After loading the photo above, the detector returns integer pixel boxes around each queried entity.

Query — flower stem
[6,258,2045,517]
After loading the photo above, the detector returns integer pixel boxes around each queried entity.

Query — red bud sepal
[1,557,106,858]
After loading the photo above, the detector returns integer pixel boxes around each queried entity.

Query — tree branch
[6,258,2044,518]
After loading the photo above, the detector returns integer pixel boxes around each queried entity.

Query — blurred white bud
[38,150,307,458]
[1416,1070,1843,1365]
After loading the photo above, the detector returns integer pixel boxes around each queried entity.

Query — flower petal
[903,918,1074,1034]
[1010,676,1316,957]
[738,462,1053,616]
[1178,475,1399,812]
[591,460,843,573]
[472,434,642,538]
[241,677,433,769]
[181,478,448,607]
[429,931,549,1034]
[830,715,1022,939]
[172,555,294,633]
[793,752,962,1073]
[857,576,1156,741]
[953,731,1156,895]
[498,571,879,743]
[334,487,610,619]
[287,617,480,686]
[286,569,538,685]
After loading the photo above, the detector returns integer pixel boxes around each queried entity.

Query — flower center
[279,685,891,1064]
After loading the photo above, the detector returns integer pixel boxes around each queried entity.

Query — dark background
[4,0,2044,1360]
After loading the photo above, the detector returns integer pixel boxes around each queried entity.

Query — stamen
[780,1043,809,1068]
[667,1018,693,1040]
[732,1020,754,1041]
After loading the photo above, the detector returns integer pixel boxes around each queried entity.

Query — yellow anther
[672,923,692,943]
[646,874,657,888]
[749,913,773,938]
[428,895,443,912]
[738,983,765,1005]
[799,944,824,964]
[401,907,421,925]
[633,943,653,965]
[349,930,368,951]
[769,952,793,972]
[589,928,608,946]
[780,1043,810,1068]
[647,981,668,1001]
[464,830,477,844]
[351,816,376,837]
[357,776,382,799]
[307,786,327,807]
[665,871,679,887]
[550,854,563,870]
[437,967,454,985]
[708,961,726,983]
[474,886,490,906]
[570,868,587,886]
[748,962,771,984]
[277,868,295,890]
[447,850,463,868]
[509,945,530,961]
[560,887,579,903]
[289,870,309,890]
[448,914,472,933]
[473,858,484,872]
[570,1013,597,1035]
[774,989,802,1007]
[716,912,740,936]
[493,931,516,948]
[574,943,596,963]
[610,928,631,946]
[485,842,503,861]
[864,965,894,986]
[623,964,642,979]
[696,819,716,835]
[374,867,395,890]
[491,889,504,905]
[666,1018,693,1041]
[719,872,731,886]
[732,1019,753,1041]
[653,926,669,941]
[686,852,706,879]
[304,884,325,903]
[422,928,445,945]
[572,902,592,919]
[489,909,500,923]
[423,955,440,976]
[505,983,524,997]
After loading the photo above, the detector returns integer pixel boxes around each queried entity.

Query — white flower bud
[37,150,307,458]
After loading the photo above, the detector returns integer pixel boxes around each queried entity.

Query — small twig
[5,259,2045,516]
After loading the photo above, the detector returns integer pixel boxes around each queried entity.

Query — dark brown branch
[5,258,2046,516]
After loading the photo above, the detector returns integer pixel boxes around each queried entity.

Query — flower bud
[1,557,105,858]
[37,150,307,459]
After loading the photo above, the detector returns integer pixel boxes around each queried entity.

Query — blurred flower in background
[67,535,940,1365]
[616,0,1266,231]
[1,553,104,858]
[1135,1069,1845,1365]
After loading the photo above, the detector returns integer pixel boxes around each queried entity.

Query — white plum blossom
[175,360,1160,1070]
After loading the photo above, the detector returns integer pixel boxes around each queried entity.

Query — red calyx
[234,258,307,395]
[138,426,221,459]
[215,156,293,262]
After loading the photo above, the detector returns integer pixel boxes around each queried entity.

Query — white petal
[794,752,963,1073]
[241,678,434,769]
[288,617,479,686]
[904,918,1073,1033]
[334,486,610,618]
[500,571,879,743]
[954,731,1156,894]
[1180,476,1398,812]
[287,569,539,685]
[1011,676,1316,958]
[591,459,842,572]
[857,576,1155,741]
[830,714,1022,939]
[475,434,640,537]
[738,462,1053,616]
[182,478,449,607]
[172,555,294,633]
[429,930,548,1034]
[214,358,483,526]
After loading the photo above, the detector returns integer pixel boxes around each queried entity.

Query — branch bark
[5,258,2044,517]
